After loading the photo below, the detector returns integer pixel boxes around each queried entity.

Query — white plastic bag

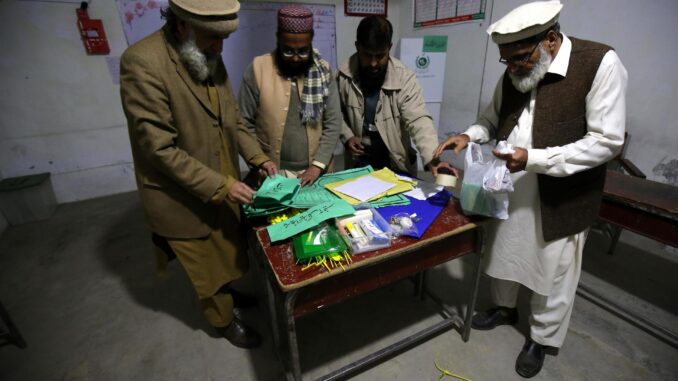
[459,142,509,220]
[482,141,514,193]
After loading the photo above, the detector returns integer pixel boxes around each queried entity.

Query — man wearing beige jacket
[120,0,267,348]
[338,16,455,177]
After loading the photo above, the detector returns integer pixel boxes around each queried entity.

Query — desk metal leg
[607,226,623,255]
[413,271,426,300]
[263,227,485,381]
[265,279,282,351]
[421,271,429,301]
[316,229,486,381]
[264,277,303,380]
[0,301,26,349]
[462,227,484,342]
[265,280,302,381]
[283,291,301,381]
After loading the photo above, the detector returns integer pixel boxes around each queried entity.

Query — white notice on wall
[399,36,448,103]
[106,56,121,85]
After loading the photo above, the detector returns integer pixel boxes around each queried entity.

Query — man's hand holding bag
[459,142,513,220]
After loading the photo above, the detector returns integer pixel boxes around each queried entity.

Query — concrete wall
[0,210,7,237]
[553,0,678,185]
[0,0,399,204]
[0,0,414,205]
[0,0,134,203]
[0,171,6,236]
[394,0,488,168]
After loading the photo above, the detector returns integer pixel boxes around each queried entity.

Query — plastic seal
[399,217,413,229]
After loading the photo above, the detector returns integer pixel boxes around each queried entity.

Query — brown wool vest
[496,38,612,242]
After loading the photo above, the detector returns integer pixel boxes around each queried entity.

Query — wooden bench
[577,170,678,350]
[600,170,678,251]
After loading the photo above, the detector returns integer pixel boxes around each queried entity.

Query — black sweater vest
[496,37,612,242]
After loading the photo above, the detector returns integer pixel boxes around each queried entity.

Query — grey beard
[509,45,552,93]
[179,33,218,82]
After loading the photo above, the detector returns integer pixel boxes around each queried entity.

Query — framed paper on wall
[345,0,387,17]
[413,0,486,28]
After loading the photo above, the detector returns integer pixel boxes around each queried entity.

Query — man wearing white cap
[239,4,341,186]
[435,1,627,377]
[120,0,267,348]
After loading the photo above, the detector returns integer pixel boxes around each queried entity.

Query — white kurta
[463,35,628,295]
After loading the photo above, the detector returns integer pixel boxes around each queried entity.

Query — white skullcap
[487,1,563,45]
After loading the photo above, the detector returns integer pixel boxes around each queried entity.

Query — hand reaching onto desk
[298,165,322,187]
[258,160,278,178]
[434,134,471,157]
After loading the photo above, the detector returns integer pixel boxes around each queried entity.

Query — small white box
[336,204,392,254]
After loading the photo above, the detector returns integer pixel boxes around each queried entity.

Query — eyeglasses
[280,46,312,59]
[499,40,541,65]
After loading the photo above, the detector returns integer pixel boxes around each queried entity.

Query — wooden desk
[577,170,678,349]
[599,170,678,248]
[251,201,483,381]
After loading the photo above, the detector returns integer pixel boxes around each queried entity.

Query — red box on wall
[77,4,110,55]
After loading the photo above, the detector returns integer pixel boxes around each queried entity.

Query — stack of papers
[245,175,299,217]
[267,199,355,242]
[292,166,411,209]
[245,166,412,218]
[325,167,416,204]
[404,180,444,200]
[333,176,397,202]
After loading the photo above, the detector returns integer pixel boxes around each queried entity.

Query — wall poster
[345,0,387,17]
[414,0,485,28]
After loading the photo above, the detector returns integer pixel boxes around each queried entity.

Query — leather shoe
[515,339,546,378]
[216,318,262,349]
[471,307,518,330]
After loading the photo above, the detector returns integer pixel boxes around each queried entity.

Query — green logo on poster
[415,55,430,69]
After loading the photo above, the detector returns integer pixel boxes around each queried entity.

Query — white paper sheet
[404,181,443,200]
[395,174,416,183]
[333,176,397,202]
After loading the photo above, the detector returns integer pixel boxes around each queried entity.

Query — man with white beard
[120,0,269,348]
[434,1,627,377]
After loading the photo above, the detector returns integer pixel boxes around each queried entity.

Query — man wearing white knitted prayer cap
[434,1,628,377]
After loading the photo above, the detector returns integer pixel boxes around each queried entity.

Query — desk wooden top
[255,200,477,292]
[604,170,678,220]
